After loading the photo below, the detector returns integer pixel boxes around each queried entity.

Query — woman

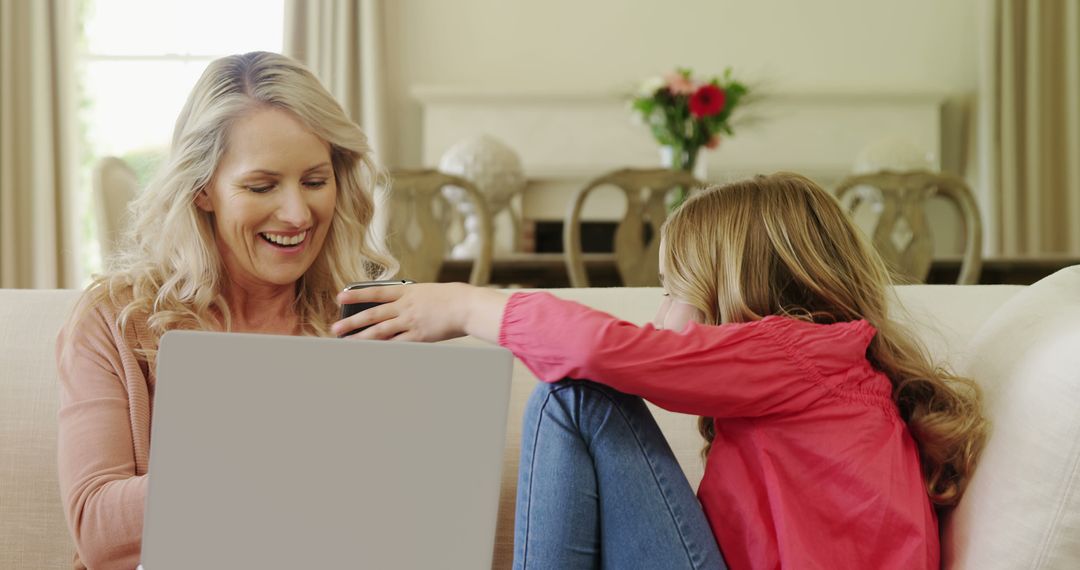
[56,51,392,569]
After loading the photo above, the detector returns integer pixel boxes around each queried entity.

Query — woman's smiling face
[196,105,337,289]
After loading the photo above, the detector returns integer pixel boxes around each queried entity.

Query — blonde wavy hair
[70,51,394,360]
[661,172,988,508]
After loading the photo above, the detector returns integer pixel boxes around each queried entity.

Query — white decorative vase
[439,135,526,259]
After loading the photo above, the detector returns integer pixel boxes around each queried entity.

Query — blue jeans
[513,380,726,570]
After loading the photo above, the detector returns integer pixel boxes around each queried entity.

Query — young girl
[332,172,988,569]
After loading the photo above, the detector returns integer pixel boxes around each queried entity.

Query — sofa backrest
[0,283,1043,569]
[1,289,81,569]
[943,266,1080,568]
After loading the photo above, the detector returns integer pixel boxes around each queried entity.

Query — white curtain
[978,0,1080,256]
[284,0,391,165]
[0,0,79,288]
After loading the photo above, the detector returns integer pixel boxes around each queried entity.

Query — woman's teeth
[260,231,307,246]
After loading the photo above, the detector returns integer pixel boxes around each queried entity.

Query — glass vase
[659,145,706,210]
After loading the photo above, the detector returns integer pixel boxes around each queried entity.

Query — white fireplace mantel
[415,86,949,222]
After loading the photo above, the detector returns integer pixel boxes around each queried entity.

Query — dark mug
[338,279,414,337]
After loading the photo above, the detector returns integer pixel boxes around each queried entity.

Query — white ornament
[854,137,935,174]
[439,135,526,259]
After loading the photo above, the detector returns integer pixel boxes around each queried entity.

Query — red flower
[689,84,726,118]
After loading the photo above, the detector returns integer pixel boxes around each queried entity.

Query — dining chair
[92,156,139,262]
[835,169,983,284]
[380,169,493,286]
[564,168,705,287]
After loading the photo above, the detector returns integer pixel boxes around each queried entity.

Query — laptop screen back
[141,331,512,570]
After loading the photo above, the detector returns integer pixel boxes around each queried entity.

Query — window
[76,0,284,278]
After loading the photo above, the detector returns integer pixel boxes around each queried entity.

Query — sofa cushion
[891,284,1025,366]
[943,266,1080,569]
[0,289,81,569]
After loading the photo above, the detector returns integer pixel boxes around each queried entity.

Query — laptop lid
[140,331,513,570]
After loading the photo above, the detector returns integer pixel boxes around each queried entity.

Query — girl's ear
[194,186,213,212]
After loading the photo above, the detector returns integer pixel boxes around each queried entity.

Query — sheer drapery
[978,0,1080,255]
[285,0,390,164]
[0,0,79,288]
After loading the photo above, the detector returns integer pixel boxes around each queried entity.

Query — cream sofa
[3,269,1080,569]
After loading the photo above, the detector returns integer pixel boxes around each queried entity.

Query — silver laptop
[139,331,513,570]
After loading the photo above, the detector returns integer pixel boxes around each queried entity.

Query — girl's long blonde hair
[70,51,394,361]
[661,172,987,508]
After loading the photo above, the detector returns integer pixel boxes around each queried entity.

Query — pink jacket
[499,292,938,570]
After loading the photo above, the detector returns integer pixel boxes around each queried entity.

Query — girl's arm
[332,282,505,343]
[495,291,819,417]
[334,285,820,418]
[463,287,507,342]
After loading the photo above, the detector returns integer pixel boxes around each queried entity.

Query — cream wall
[384,0,979,167]
[382,0,981,254]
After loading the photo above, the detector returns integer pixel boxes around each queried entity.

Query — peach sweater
[56,298,156,570]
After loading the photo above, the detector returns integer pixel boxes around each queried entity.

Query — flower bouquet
[631,67,748,208]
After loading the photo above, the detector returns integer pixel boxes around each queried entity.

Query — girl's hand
[331,283,508,344]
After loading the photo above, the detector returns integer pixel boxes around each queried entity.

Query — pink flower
[664,72,697,95]
[706,135,721,149]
